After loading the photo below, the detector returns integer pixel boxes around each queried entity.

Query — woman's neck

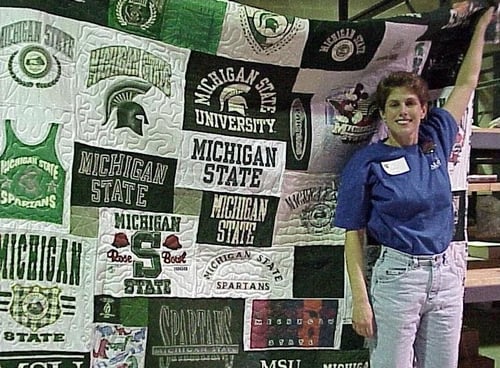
[385,134,417,147]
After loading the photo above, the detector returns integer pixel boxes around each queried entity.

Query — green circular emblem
[22,291,49,320]
[19,46,52,79]
[116,0,157,30]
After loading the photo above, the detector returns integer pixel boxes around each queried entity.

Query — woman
[334,7,495,368]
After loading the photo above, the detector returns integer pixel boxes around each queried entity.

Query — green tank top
[0,120,66,224]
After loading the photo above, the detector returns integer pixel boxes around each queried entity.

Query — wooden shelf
[464,267,500,303]
[467,182,500,193]
[470,128,500,150]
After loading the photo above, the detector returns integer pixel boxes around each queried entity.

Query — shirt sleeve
[421,107,459,159]
[334,151,371,230]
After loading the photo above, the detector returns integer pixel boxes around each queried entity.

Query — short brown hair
[375,71,429,111]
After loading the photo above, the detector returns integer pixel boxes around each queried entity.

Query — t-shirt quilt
[0,0,490,366]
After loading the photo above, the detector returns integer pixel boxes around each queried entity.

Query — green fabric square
[160,0,227,54]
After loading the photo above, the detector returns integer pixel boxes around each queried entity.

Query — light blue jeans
[368,245,465,368]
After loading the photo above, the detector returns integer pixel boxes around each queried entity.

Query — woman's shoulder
[422,106,458,136]
[427,106,455,122]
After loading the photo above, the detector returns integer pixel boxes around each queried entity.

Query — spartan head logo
[104,79,153,136]
[242,7,300,54]
[9,285,62,332]
[219,83,251,116]
[116,0,158,30]
[251,11,290,40]
[8,45,61,88]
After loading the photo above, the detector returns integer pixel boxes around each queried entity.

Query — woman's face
[380,86,427,145]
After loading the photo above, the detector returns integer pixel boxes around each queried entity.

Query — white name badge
[381,157,410,175]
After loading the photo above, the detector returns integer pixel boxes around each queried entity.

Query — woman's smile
[381,87,427,146]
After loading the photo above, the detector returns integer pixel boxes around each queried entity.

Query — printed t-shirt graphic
[108,0,166,40]
[244,299,341,350]
[285,93,313,171]
[273,171,344,246]
[0,120,66,225]
[0,352,90,368]
[217,1,308,67]
[0,9,77,111]
[196,191,279,247]
[293,21,428,93]
[76,24,188,158]
[92,324,147,368]
[291,85,376,174]
[176,131,285,197]
[184,49,313,172]
[293,21,428,173]
[235,350,369,368]
[94,296,244,368]
[145,297,244,368]
[184,51,298,141]
[195,243,293,299]
[95,208,198,297]
[71,142,177,213]
[0,230,96,352]
[301,19,385,71]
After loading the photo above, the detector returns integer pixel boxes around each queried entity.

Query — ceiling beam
[350,0,406,20]
[338,0,349,20]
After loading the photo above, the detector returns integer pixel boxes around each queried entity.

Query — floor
[463,302,500,367]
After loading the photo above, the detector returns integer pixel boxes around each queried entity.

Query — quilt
[0,0,496,366]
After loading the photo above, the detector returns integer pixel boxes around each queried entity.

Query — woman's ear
[378,108,385,121]
[421,103,428,119]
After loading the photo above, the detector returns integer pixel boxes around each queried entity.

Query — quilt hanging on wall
[0,0,495,367]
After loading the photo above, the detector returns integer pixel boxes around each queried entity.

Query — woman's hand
[352,300,375,338]
[443,6,495,122]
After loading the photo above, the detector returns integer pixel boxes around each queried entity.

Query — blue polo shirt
[334,108,458,255]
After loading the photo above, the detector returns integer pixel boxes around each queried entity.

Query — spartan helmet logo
[252,10,289,39]
[104,79,153,136]
[219,83,251,116]
[241,7,299,55]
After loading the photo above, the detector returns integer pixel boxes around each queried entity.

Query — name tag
[381,157,410,175]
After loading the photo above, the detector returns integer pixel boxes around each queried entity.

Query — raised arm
[443,7,495,122]
[345,228,374,337]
